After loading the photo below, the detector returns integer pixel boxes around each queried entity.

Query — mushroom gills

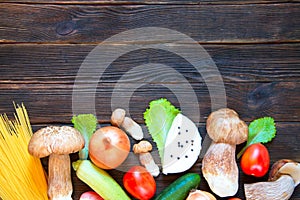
[244,175,295,200]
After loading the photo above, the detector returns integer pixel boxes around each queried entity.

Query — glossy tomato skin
[123,166,156,200]
[79,191,104,200]
[240,143,270,177]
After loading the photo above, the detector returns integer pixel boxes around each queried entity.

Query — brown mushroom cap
[28,126,84,158]
[111,108,126,127]
[206,108,248,145]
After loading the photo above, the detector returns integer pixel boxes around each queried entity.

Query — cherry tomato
[79,191,104,200]
[123,166,156,200]
[240,143,270,177]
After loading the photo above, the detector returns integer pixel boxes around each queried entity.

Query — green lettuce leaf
[143,98,180,160]
[237,117,276,158]
[72,114,98,160]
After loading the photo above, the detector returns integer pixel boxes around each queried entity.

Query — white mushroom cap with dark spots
[28,126,85,158]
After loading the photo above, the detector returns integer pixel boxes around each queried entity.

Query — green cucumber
[72,160,130,200]
[154,173,201,200]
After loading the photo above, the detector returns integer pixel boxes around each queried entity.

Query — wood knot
[247,82,275,110]
[56,21,75,36]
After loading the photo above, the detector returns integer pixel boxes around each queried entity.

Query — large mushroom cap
[28,126,84,158]
[206,108,248,145]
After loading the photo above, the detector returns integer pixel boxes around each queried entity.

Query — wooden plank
[32,122,300,199]
[0,44,299,83]
[1,0,299,4]
[0,3,300,43]
[0,81,298,123]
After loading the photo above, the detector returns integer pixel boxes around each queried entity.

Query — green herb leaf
[144,98,180,160]
[72,114,98,160]
[237,117,276,158]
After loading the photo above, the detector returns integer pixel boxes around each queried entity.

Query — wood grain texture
[2,0,300,4]
[0,1,299,200]
[0,44,299,83]
[0,81,299,123]
[0,3,300,43]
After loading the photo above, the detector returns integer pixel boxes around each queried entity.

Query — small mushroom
[111,108,144,140]
[244,159,300,200]
[202,108,248,197]
[133,140,153,154]
[139,152,160,177]
[132,140,159,177]
[111,108,126,127]
[28,126,84,200]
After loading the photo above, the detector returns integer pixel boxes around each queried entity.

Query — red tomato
[123,166,156,200]
[79,191,104,200]
[240,143,270,177]
[228,198,242,200]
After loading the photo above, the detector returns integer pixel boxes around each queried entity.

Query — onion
[186,190,216,200]
[89,126,130,169]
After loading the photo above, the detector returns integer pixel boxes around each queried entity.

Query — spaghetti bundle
[0,104,48,200]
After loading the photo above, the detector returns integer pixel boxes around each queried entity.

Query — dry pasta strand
[0,103,48,200]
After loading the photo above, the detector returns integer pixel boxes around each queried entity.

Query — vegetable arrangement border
[0,99,299,200]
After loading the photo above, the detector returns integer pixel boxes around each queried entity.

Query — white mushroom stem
[202,142,238,197]
[111,109,144,140]
[244,175,295,200]
[120,117,143,140]
[139,152,160,177]
[48,154,72,200]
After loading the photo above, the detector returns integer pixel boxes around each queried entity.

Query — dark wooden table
[0,0,299,199]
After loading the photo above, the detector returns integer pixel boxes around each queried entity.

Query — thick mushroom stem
[202,108,248,197]
[48,154,72,200]
[244,175,295,200]
[202,142,238,197]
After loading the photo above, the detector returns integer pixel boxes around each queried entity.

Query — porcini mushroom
[133,140,153,154]
[244,159,300,200]
[202,108,248,197]
[28,126,84,200]
[139,152,160,177]
[111,108,144,140]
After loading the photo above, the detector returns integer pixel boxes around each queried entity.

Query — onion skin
[89,126,130,169]
[186,190,216,200]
